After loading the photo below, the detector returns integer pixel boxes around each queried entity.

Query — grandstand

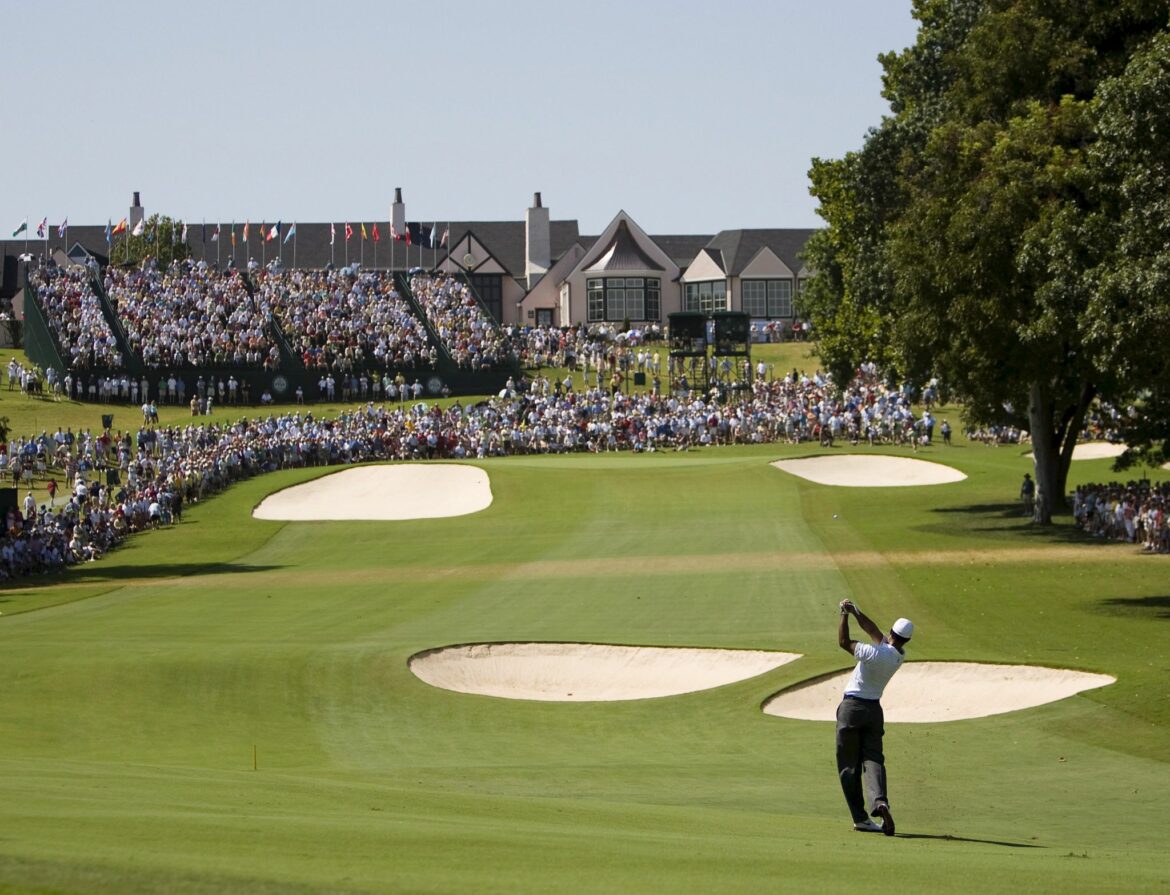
[1,190,816,401]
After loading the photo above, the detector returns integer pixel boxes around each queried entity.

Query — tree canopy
[802,0,1170,522]
[109,214,192,269]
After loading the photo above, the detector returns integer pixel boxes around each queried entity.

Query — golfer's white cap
[892,618,914,640]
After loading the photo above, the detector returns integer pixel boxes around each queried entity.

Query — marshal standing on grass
[836,599,914,836]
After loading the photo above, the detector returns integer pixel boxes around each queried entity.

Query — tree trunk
[1028,381,1059,524]
[1028,379,1095,524]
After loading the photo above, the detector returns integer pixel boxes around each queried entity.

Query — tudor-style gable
[680,248,726,283]
[738,246,794,279]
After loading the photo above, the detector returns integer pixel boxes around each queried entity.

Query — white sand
[1026,443,1127,461]
[252,464,492,521]
[770,455,967,487]
[762,662,1115,723]
[409,642,802,701]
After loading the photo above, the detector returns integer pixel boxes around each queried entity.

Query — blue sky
[4,0,919,235]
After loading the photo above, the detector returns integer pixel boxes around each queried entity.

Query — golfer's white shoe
[852,819,883,833]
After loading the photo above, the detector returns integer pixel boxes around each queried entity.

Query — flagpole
[331,223,335,268]
[361,225,365,268]
[373,225,378,269]
[217,223,222,269]
[345,224,349,267]
[293,226,297,269]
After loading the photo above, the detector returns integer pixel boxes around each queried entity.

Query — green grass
[0,351,1168,893]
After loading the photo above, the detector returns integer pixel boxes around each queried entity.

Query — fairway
[1,443,1167,894]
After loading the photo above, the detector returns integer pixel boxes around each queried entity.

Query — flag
[372,223,380,243]
[405,225,411,246]
[231,223,237,248]
[36,217,48,238]
[243,221,250,242]
[430,222,438,247]
[132,218,145,237]
[105,220,112,244]
[212,223,220,242]
[440,227,449,247]
[58,218,68,238]
[11,219,27,237]
[284,222,296,244]
[182,221,189,243]
[390,224,399,241]
[112,218,128,236]
[345,223,353,241]
[360,223,368,241]
[330,223,336,246]
[267,222,280,242]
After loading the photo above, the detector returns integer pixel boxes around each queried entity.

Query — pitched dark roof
[702,229,817,277]
[650,234,717,271]
[584,221,664,272]
[444,220,580,276]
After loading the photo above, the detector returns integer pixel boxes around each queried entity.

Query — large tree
[109,214,192,269]
[804,0,1170,523]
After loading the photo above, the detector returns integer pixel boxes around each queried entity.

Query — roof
[647,234,715,271]
[444,220,580,276]
[584,221,664,272]
[702,228,817,277]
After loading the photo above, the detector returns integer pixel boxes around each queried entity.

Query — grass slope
[0,356,1167,892]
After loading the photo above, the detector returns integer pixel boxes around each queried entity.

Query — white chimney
[525,191,550,289]
[391,187,406,242]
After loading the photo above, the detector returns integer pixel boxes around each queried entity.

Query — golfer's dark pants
[836,696,889,823]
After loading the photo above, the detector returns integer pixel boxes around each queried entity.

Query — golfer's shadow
[896,832,1044,848]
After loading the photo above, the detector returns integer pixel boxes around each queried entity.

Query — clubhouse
[0,191,816,330]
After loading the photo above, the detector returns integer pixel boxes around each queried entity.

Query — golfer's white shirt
[844,642,904,701]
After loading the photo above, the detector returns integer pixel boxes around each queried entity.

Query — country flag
[112,218,128,236]
[12,219,28,237]
[284,222,297,244]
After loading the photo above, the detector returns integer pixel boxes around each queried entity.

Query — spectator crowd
[258,268,436,372]
[1073,479,1170,553]
[104,260,279,369]
[411,275,509,369]
[29,264,124,369]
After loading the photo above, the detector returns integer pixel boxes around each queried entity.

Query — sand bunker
[409,642,802,701]
[771,455,967,487]
[253,464,492,521]
[1027,442,1127,461]
[762,662,1115,723]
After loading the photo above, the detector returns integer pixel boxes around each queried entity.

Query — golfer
[836,599,914,835]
